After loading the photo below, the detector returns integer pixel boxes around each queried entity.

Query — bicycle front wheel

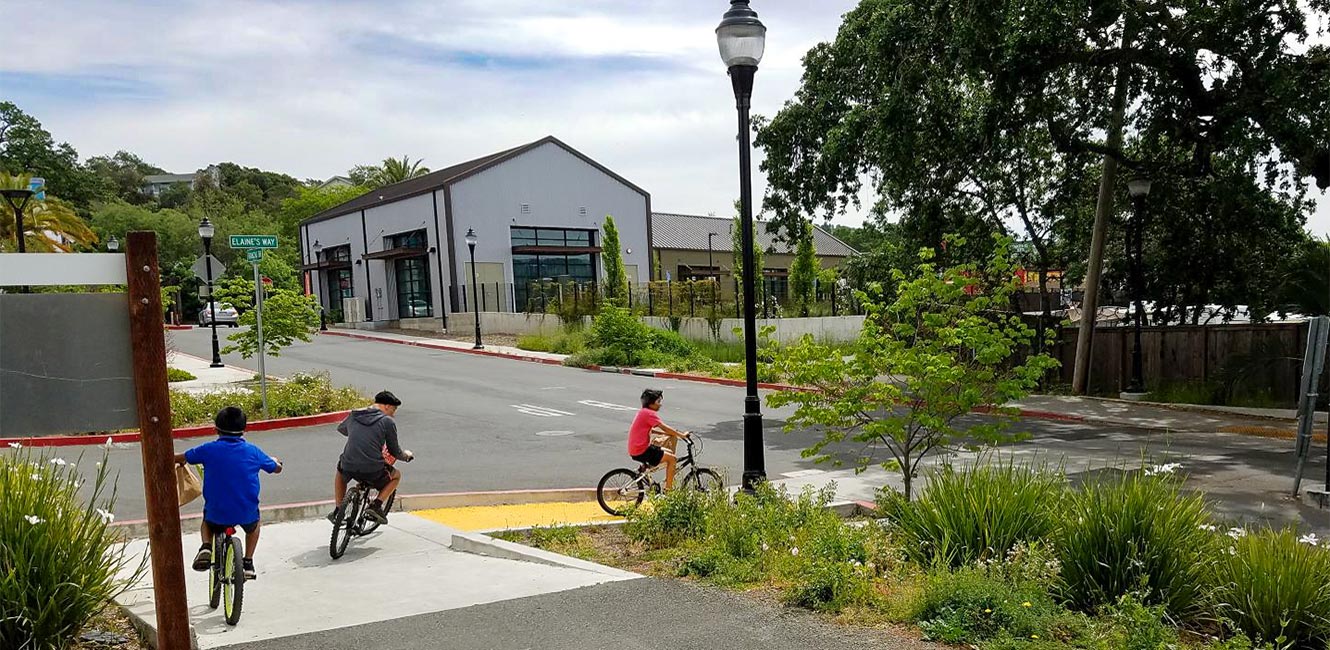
[207,538,221,609]
[223,536,244,626]
[682,468,724,494]
[597,469,646,516]
[329,493,358,559]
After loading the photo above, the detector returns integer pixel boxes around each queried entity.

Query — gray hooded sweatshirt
[337,407,406,474]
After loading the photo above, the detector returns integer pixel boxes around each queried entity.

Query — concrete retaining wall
[642,315,864,344]
[450,312,589,337]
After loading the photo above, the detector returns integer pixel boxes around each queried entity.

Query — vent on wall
[520,203,531,214]
[578,206,588,216]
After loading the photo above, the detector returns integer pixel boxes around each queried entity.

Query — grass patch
[166,367,197,382]
[516,329,587,355]
[169,371,366,427]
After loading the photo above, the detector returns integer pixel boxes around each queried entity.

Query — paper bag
[177,464,202,507]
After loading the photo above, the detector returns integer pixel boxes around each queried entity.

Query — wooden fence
[1051,322,1311,405]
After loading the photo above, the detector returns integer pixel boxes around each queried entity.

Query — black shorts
[631,445,665,466]
[205,520,258,535]
[338,462,394,491]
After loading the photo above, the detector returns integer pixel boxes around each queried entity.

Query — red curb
[1,410,350,448]
[164,324,192,331]
[321,329,565,366]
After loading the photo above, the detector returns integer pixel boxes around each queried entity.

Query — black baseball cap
[215,406,247,435]
[374,391,402,407]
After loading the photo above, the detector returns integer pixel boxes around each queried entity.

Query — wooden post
[125,232,191,650]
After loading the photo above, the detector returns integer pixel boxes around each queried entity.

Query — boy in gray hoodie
[331,390,413,523]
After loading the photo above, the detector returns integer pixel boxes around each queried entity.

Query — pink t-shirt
[628,407,662,455]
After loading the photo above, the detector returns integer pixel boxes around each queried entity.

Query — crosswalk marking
[578,399,637,412]
[780,469,827,478]
[511,404,575,417]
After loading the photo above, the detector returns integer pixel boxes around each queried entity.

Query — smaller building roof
[651,212,856,257]
[143,173,197,185]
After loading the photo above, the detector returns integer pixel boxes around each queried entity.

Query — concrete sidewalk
[1014,394,1327,432]
[323,327,567,363]
[116,515,636,649]
[167,352,257,394]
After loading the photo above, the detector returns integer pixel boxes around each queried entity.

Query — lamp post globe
[718,0,767,494]
[1122,176,1151,398]
[465,228,483,350]
[198,217,223,367]
[107,235,120,252]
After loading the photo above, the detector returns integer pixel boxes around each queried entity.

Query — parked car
[198,303,239,327]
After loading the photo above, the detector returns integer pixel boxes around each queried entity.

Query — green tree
[1279,236,1330,316]
[90,201,198,276]
[0,173,97,252]
[351,156,430,188]
[788,219,818,316]
[601,214,627,304]
[768,236,1058,499]
[0,102,102,211]
[85,151,165,204]
[731,215,765,307]
[216,276,320,358]
[215,163,302,212]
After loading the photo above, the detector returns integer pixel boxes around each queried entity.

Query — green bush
[0,448,144,649]
[517,329,587,355]
[1211,527,1330,648]
[785,555,875,612]
[588,305,656,366]
[169,371,366,426]
[625,488,711,548]
[883,459,1066,568]
[913,565,1062,644]
[166,367,197,382]
[1057,468,1217,618]
[650,328,695,358]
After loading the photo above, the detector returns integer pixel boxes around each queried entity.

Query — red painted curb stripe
[1,410,350,448]
[322,330,565,366]
[164,324,192,331]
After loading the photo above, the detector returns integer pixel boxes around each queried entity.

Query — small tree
[215,277,320,358]
[768,235,1058,499]
[789,219,818,316]
[731,215,765,307]
[602,214,627,305]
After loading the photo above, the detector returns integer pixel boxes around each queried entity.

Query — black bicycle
[329,456,410,559]
[206,526,244,626]
[597,433,723,516]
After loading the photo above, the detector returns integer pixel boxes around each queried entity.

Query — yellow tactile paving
[413,501,622,532]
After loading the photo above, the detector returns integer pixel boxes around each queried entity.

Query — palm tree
[369,156,430,187]
[0,173,98,252]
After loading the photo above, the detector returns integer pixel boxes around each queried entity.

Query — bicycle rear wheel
[207,537,221,609]
[597,469,646,516]
[329,490,359,559]
[682,468,724,494]
[359,491,394,535]
[222,536,244,625]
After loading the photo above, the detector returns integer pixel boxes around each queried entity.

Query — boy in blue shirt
[175,406,283,580]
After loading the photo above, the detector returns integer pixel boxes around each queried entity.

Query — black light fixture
[198,217,224,368]
[718,0,767,493]
[1123,176,1152,397]
[1,188,34,254]
[465,228,483,350]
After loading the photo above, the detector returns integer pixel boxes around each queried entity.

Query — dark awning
[362,246,427,261]
[298,260,353,271]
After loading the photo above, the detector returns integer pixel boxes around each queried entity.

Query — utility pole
[1072,17,1137,395]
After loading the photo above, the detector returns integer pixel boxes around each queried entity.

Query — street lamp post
[198,217,224,368]
[465,228,483,350]
[312,240,328,331]
[1,188,33,254]
[708,231,720,307]
[1122,177,1152,398]
[717,0,767,493]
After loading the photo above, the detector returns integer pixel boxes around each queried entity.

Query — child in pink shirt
[628,389,690,488]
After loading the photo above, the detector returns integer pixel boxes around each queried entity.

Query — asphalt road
[81,327,1328,530]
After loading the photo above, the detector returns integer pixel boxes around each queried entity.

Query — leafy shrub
[650,328,695,358]
[588,305,656,366]
[913,565,1062,644]
[166,367,197,382]
[517,329,587,355]
[1211,528,1330,648]
[169,372,366,426]
[785,555,875,612]
[625,488,711,548]
[1057,468,1217,617]
[0,448,144,649]
[882,458,1066,568]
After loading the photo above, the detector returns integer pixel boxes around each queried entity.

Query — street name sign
[229,235,278,249]
[246,248,263,263]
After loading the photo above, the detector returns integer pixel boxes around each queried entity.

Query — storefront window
[389,230,431,318]
[511,227,597,309]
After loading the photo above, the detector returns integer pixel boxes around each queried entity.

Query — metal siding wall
[448,142,650,290]
[359,193,445,321]
[303,215,368,313]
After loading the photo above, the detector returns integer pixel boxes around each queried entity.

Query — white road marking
[539,386,566,390]
[780,469,827,478]
[512,404,575,417]
[578,400,637,412]
[535,430,577,437]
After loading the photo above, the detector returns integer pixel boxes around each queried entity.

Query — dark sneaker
[191,546,212,572]
[242,558,256,581]
[365,503,388,524]
[326,508,341,524]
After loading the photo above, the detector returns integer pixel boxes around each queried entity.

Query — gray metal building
[299,136,651,327]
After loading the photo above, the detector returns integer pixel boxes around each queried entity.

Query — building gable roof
[300,136,647,226]
[650,212,857,257]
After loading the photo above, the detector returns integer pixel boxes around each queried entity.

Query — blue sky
[4,0,1327,236]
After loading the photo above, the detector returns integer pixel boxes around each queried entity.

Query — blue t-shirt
[184,436,279,525]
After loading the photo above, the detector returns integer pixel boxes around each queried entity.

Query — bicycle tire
[329,490,358,559]
[359,491,395,535]
[223,536,244,626]
[597,468,646,516]
[207,537,221,609]
[682,468,724,494]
